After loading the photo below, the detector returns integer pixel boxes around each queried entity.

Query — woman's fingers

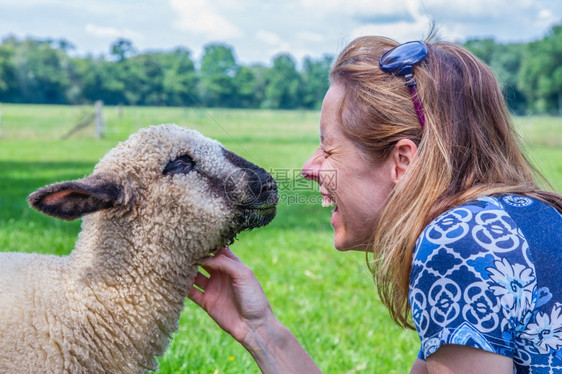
[188,268,213,306]
[189,250,239,307]
[188,279,204,305]
[219,246,242,262]
[192,271,210,290]
[201,248,246,277]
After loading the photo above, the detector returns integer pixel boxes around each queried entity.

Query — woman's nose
[301,149,322,182]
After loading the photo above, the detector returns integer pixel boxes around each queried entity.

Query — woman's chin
[333,235,371,252]
[331,211,371,251]
[332,232,345,251]
[333,235,353,251]
[333,242,348,251]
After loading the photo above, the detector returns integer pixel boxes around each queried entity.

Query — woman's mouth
[322,194,337,208]
[323,193,339,228]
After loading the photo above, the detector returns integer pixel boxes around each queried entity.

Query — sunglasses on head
[379,41,428,129]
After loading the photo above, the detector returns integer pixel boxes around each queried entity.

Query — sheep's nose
[261,177,277,194]
[259,176,278,206]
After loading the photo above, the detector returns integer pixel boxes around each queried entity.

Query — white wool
[0,124,277,373]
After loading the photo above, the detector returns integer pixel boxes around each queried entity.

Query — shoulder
[414,194,559,263]
[409,194,562,362]
[412,196,513,267]
[410,194,559,288]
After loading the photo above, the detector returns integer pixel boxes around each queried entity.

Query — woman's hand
[188,246,275,345]
[188,246,322,374]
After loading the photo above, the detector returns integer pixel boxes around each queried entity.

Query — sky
[0,0,560,65]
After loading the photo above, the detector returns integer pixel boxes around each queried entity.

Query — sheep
[0,124,278,373]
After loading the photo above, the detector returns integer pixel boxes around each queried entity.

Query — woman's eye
[163,155,195,175]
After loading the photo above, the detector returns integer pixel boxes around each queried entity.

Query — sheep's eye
[163,155,195,176]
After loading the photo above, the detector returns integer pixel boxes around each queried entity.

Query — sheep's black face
[221,149,279,235]
[221,149,278,231]
[86,125,279,255]
[162,150,278,230]
[158,132,278,247]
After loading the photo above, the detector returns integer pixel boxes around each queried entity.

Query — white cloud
[421,0,560,26]
[536,8,559,29]
[0,0,560,65]
[323,0,562,45]
[300,0,419,22]
[301,0,396,13]
[84,24,142,40]
[255,30,291,61]
[297,31,325,43]
[415,0,562,42]
[349,19,431,44]
[256,30,281,46]
[169,0,243,40]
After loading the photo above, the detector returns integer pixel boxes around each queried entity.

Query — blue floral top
[409,195,562,373]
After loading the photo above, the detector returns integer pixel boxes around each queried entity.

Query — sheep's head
[28,124,278,254]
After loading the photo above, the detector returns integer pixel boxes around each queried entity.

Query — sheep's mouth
[241,200,278,230]
[221,203,277,248]
[255,204,276,216]
[233,184,278,228]
[219,159,279,245]
[218,191,278,248]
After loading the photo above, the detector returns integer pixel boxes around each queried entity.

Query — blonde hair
[330,36,562,329]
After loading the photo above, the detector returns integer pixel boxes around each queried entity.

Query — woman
[189,36,562,373]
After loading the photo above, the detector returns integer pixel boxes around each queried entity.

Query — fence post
[95,100,104,139]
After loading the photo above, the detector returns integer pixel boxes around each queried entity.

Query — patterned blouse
[409,195,562,373]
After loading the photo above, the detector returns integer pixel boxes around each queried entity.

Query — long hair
[330,35,562,329]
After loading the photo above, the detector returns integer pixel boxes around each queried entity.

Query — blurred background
[0,1,560,373]
[0,0,560,113]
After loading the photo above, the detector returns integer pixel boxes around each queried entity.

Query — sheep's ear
[28,175,124,221]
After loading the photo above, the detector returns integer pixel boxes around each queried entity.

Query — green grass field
[0,104,560,373]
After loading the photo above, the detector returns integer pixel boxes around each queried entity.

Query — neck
[66,215,206,372]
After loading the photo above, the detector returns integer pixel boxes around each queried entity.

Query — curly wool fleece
[0,124,278,373]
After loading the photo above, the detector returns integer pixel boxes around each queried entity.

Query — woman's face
[302,83,396,251]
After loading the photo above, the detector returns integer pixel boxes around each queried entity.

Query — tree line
[0,24,560,113]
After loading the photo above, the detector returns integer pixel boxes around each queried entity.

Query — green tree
[0,43,16,101]
[519,24,562,114]
[69,55,98,104]
[263,53,301,109]
[464,39,527,113]
[247,64,268,107]
[110,38,135,62]
[199,43,238,107]
[10,38,70,103]
[78,38,145,106]
[158,48,198,106]
[123,53,165,105]
[232,64,267,108]
[464,38,497,64]
[493,44,527,113]
[301,55,332,109]
[91,58,127,105]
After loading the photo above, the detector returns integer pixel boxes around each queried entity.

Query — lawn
[0,104,560,373]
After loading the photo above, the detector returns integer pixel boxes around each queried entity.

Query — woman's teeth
[322,195,336,208]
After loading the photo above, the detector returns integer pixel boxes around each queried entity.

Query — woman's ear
[391,139,418,184]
